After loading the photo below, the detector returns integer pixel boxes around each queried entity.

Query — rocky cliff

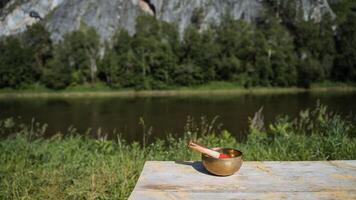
[0,0,335,42]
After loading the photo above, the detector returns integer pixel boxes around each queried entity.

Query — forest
[0,1,355,90]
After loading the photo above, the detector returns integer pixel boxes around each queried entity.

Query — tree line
[0,1,355,90]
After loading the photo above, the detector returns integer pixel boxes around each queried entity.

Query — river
[1,91,355,142]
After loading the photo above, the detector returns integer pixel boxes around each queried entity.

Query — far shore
[0,84,355,98]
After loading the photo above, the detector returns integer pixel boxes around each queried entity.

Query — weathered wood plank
[129,161,356,200]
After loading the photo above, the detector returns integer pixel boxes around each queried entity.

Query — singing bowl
[202,148,243,176]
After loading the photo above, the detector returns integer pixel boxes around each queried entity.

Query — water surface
[1,91,355,142]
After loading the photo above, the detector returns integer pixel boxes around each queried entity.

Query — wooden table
[129,161,356,200]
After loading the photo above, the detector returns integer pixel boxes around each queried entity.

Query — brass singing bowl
[202,148,243,176]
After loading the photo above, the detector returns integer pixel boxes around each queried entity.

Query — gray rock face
[0,0,335,42]
[0,0,64,36]
[151,0,264,36]
[299,0,335,21]
[47,0,142,42]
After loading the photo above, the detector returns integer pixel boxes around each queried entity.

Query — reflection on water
[0,91,355,142]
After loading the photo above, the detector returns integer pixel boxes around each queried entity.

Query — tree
[330,0,356,23]
[333,11,356,81]
[214,17,246,82]
[131,15,178,89]
[21,23,53,80]
[40,24,100,89]
[61,24,100,85]
[297,56,324,88]
[317,15,336,78]
[181,26,218,82]
[216,56,242,81]
[41,49,72,90]
[216,16,271,87]
[293,15,336,82]
[99,16,180,89]
[173,64,203,86]
[259,18,298,86]
[99,30,139,88]
[175,25,206,85]
[266,0,336,85]
[0,0,10,9]
[0,36,36,88]
[264,0,300,31]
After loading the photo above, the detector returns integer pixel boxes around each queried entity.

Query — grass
[0,81,355,98]
[0,105,356,199]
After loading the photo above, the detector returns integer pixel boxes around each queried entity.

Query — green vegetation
[1,81,356,99]
[333,10,356,82]
[1,105,355,199]
[42,24,101,89]
[0,36,37,88]
[1,1,356,91]
[0,81,356,99]
[330,0,356,23]
[0,0,10,9]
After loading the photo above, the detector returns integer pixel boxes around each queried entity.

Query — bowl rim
[202,147,243,160]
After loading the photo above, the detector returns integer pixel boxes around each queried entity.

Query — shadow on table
[174,161,215,176]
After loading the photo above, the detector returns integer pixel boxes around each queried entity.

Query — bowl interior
[208,148,243,159]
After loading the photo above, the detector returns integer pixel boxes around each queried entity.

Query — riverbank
[1,105,355,199]
[0,81,355,98]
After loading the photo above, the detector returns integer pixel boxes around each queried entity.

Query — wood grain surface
[129,160,356,200]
